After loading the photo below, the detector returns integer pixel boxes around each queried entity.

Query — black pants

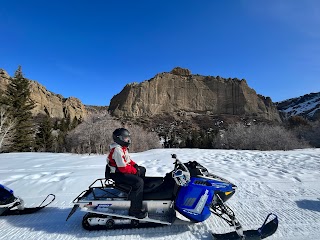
[111,166,146,210]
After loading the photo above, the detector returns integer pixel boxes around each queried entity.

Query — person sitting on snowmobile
[106,128,147,219]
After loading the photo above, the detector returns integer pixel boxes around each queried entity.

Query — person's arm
[130,159,136,166]
[113,147,137,174]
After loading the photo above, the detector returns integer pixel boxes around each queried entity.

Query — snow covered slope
[0,149,320,240]
[277,92,320,120]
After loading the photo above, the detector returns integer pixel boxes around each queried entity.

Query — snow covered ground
[0,148,320,240]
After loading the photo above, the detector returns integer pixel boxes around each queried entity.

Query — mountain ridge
[0,68,87,121]
[109,67,281,122]
[276,92,320,120]
[2,67,319,123]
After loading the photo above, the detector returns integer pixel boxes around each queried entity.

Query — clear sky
[0,0,319,106]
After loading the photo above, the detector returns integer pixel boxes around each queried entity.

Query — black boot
[129,208,147,219]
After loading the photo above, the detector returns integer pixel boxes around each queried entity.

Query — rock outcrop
[0,69,87,120]
[0,69,10,90]
[109,67,281,121]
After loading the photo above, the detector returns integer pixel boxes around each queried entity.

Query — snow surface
[1,149,320,240]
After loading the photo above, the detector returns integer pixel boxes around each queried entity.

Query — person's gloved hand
[135,167,141,176]
[133,164,140,176]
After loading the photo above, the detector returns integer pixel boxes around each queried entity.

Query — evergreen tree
[3,66,35,151]
[65,115,71,130]
[71,116,80,129]
[54,117,69,152]
[35,114,53,152]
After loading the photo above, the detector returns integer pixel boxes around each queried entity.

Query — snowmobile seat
[115,183,132,193]
[113,177,164,194]
[143,174,176,200]
[105,165,111,180]
[143,177,164,193]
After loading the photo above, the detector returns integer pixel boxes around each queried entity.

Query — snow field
[0,149,320,239]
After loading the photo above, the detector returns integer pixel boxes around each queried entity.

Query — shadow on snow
[295,199,320,212]
[0,207,212,239]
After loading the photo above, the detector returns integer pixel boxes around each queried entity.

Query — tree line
[162,117,319,150]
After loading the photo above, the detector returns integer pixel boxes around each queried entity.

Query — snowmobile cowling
[0,184,15,205]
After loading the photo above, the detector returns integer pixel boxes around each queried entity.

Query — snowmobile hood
[0,184,13,195]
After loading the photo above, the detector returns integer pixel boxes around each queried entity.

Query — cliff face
[109,68,281,121]
[0,69,87,120]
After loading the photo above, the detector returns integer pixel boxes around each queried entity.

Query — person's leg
[111,173,146,218]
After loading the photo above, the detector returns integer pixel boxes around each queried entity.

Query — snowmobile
[66,154,278,240]
[0,183,55,216]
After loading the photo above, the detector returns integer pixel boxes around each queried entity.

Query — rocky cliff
[0,69,87,120]
[109,67,281,121]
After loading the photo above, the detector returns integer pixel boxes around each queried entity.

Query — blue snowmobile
[67,154,278,240]
[0,184,55,216]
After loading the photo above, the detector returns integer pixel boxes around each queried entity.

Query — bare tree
[0,106,16,152]
[293,120,320,147]
[129,125,162,152]
[216,123,310,150]
[66,112,162,154]
[66,112,122,154]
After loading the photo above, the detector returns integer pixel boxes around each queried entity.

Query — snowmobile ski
[0,194,55,216]
[212,213,278,240]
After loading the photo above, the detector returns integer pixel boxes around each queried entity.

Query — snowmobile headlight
[172,170,190,187]
[174,170,183,177]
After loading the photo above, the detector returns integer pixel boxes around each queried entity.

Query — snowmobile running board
[85,208,172,225]
[0,194,56,216]
[66,202,175,226]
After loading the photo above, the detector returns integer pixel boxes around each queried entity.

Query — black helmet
[113,128,131,147]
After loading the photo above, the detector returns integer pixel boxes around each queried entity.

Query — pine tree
[35,114,53,152]
[3,66,35,151]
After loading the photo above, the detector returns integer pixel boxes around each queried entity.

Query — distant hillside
[85,105,109,115]
[0,68,87,121]
[276,92,320,121]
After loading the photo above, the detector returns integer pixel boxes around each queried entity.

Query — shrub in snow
[216,123,310,150]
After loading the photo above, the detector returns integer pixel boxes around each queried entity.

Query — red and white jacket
[107,143,137,174]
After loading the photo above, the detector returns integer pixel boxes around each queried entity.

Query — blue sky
[1,0,319,106]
